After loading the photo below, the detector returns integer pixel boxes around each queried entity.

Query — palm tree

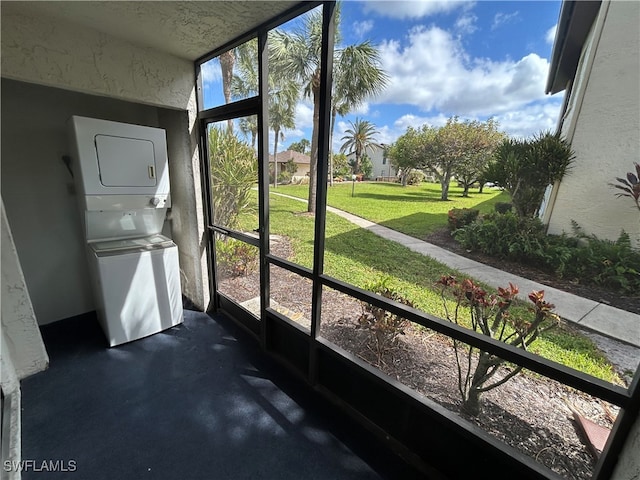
[270,81,299,187]
[232,40,259,147]
[231,37,300,181]
[340,118,380,175]
[329,43,388,185]
[219,50,236,132]
[271,5,387,212]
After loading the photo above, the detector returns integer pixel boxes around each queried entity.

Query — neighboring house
[541,0,640,248]
[346,144,397,180]
[269,149,311,177]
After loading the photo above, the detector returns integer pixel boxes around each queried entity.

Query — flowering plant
[436,275,559,416]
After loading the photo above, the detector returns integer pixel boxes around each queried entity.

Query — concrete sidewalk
[272,191,640,348]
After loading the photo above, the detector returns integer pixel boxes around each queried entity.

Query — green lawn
[275,181,510,238]
[245,192,621,385]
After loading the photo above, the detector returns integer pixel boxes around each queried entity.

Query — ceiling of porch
[2,1,301,61]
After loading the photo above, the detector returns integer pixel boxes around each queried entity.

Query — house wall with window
[542,0,640,247]
[346,144,396,180]
[1,7,209,323]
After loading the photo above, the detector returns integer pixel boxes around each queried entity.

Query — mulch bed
[216,235,628,480]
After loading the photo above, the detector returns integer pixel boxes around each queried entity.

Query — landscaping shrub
[357,277,415,364]
[561,226,640,293]
[436,275,559,416]
[454,211,547,260]
[447,208,480,231]
[454,214,640,295]
[484,132,574,218]
[209,127,257,229]
[494,202,513,214]
[406,169,425,185]
[215,237,258,278]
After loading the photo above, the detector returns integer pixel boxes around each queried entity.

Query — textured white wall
[158,108,210,311]
[1,7,194,110]
[547,1,640,246]
[1,199,49,377]
[612,413,640,480]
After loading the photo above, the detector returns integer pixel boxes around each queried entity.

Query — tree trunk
[219,50,236,133]
[462,183,470,197]
[461,352,493,416]
[478,183,484,194]
[401,172,408,186]
[440,174,451,200]
[273,128,280,189]
[329,108,337,187]
[307,71,321,213]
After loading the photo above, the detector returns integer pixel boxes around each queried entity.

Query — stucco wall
[612,412,640,480]
[546,1,640,246]
[0,7,194,110]
[158,108,210,311]
[1,199,49,377]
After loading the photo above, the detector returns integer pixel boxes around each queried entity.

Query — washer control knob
[150,197,161,207]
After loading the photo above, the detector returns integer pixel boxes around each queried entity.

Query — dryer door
[95,135,157,188]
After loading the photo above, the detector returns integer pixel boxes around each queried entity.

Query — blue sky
[202,0,564,152]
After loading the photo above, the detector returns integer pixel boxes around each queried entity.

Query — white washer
[88,234,183,347]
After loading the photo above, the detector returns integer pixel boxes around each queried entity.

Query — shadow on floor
[21,310,428,479]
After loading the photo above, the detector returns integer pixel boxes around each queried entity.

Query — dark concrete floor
[21,310,426,479]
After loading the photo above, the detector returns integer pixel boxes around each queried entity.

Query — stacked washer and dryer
[68,116,183,347]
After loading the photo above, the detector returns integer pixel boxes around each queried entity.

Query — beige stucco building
[542,0,640,248]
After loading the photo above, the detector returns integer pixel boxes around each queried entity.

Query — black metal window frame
[194,2,640,478]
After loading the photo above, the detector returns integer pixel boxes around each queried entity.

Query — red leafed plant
[436,275,560,416]
[610,162,640,213]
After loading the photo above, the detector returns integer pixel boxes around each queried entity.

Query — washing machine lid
[89,234,174,254]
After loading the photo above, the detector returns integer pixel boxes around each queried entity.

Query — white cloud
[200,57,221,84]
[546,24,557,45]
[294,101,315,130]
[393,113,448,131]
[363,0,470,20]
[455,12,478,34]
[491,11,519,31]
[353,19,374,38]
[493,99,562,139]
[376,25,552,117]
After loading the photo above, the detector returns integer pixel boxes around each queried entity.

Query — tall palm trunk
[329,108,338,187]
[273,128,280,188]
[308,70,321,214]
[220,50,235,133]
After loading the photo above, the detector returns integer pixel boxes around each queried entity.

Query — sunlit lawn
[233,192,621,384]
[275,181,510,238]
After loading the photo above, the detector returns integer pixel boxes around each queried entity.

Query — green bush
[447,208,480,231]
[494,202,513,214]
[406,169,425,185]
[453,212,547,260]
[209,127,257,229]
[215,237,258,278]
[454,214,640,294]
[562,227,640,293]
[484,132,574,218]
